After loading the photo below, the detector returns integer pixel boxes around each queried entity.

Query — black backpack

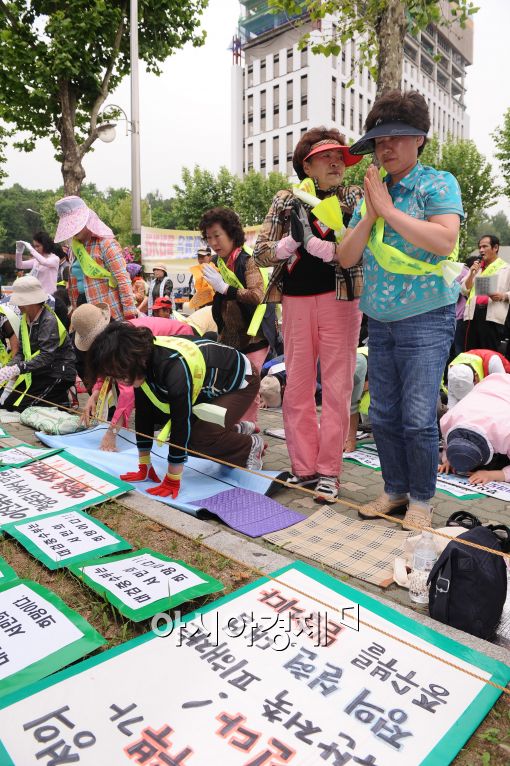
[428,526,508,640]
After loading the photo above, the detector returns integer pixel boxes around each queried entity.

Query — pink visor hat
[54,196,114,243]
[303,140,362,167]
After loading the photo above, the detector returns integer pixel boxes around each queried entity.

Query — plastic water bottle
[409,532,437,605]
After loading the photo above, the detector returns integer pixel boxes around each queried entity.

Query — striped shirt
[68,236,136,320]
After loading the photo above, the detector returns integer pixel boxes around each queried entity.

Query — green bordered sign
[0,579,104,701]
[69,548,224,622]
[0,444,62,470]
[0,451,132,531]
[0,556,17,585]
[0,561,508,765]
[3,510,132,570]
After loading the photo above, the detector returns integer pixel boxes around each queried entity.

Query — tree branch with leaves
[0,0,208,194]
[270,0,477,94]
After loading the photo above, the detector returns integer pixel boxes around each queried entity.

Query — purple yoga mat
[190,487,305,537]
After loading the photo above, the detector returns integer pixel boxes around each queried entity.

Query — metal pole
[130,0,141,245]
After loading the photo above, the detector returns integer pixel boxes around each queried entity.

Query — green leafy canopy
[0,0,208,188]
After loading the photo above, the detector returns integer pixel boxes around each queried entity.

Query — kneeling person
[0,276,76,410]
[88,323,265,498]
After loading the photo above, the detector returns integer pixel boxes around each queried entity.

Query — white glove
[0,365,20,383]
[203,264,228,295]
[15,241,25,256]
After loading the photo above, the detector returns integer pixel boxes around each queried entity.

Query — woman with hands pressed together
[335,90,464,529]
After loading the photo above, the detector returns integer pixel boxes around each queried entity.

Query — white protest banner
[0,561,507,765]
[437,472,510,502]
[344,448,381,470]
[0,556,17,585]
[0,452,132,530]
[0,579,104,701]
[4,511,131,570]
[0,445,62,469]
[69,549,223,621]
[435,477,482,499]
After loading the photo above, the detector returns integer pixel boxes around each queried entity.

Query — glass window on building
[331,76,337,122]
[260,58,266,84]
[287,46,293,73]
[260,90,266,132]
[260,139,266,171]
[300,46,308,68]
[273,52,279,78]
[300,75,308,121]
[273,84,280,129]
[273,135,279,169]
[341,83,346,125]
[287,80,293,125]
[247,93,253,137]
[247,63,253,88]
[359,93,363,132]
[341,49,346,76]
[248,142,253,171]
[286,130,294,174]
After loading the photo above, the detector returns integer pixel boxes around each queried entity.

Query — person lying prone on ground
[439,373,510,485]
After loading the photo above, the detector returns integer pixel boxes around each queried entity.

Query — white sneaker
[314,475,340,504]
[235,420,259,435]
[246,434,265,471]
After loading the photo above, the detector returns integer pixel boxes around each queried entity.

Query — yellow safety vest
[71,238,117,289]
[292,178,346,242]
[466,257,507,305]
[172,310,204,337]
[141,337,206,444]
[356,346,370,415]
[0,306,20,367]
[215,245,269,337]
[449,352,485,383]
[11,308,67,405]
[359,170,461,285]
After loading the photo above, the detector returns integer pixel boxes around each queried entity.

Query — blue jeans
[368,304,456,502]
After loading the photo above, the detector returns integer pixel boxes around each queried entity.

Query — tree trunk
[375,0,407,95]
[58,80,86,195]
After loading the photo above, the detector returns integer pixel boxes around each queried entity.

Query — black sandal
[446,511,481,529]
[486,524,510,554]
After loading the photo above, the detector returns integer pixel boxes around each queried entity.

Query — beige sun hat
[10,276,48,307]
[260,375,282,408]
[70,302,111,351]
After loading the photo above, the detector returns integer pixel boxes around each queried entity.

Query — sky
[3,0,510,216]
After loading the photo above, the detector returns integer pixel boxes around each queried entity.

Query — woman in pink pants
[254,127,363,502]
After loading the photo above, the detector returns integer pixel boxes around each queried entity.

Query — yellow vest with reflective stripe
[11,308,67,405]
[359,169,461,285]
[140,337,206,444]
[71,238,117,288]
[215,245,269,337]
[449,352,485,383]
[0,306,20,367]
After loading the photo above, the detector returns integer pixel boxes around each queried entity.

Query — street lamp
[97,104,133,143]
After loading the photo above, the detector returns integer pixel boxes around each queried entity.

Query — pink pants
[282,292,361,477]
[244,346,269,425]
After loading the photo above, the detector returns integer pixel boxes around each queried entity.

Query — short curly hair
[199,207,245,248]
[293,126,348,180]
[365,90,430,155]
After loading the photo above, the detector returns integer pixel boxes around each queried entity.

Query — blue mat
[37,425,286,517]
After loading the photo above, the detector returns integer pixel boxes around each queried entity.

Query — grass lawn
[0,497,508,765]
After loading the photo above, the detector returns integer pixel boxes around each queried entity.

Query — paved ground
[3,405,509,656]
